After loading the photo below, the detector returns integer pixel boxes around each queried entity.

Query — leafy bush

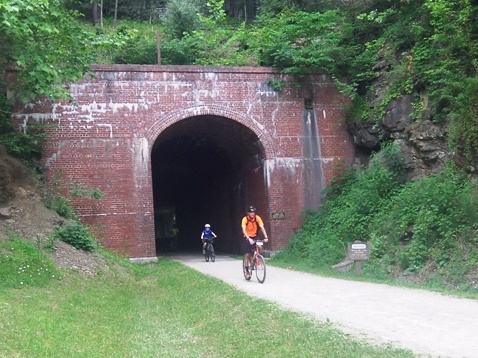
[53,221,97,251]
[161,0,203,39]
[44,194,78,219]
[43,173,105,219]
[114,39,158,64]
[0,237,59,289]
[274,153,478,291]
[160,38,196,65]
[1,0,96,102]
[369,163,477,273]
[0,94,44,165]
[274,143,405,268]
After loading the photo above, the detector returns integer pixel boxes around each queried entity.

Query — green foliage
[184,21,258,66]
[0,0,97,102]
[204,0,227,23]
[88,20,153,64]
[370,163,475,273]
[267,78,290,92]
[447,77,478,162]
[159,2,259,67]
[0,94,45,164]
[45,195,77,219]
[276,157,478,291]
[161,0,203,39]
[43,172,105,219]
[43,172,78,219]
[275,143,406,268]
[160,38,196,65]
[69,182,105,200]
[0,237,59,289]
[43,176,102,251]
[53,220,97,251]
[114,39,158,64]
[253,10,344,77]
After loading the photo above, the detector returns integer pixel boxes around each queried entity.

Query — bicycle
[243,240,266,283]
[204,238,215,262]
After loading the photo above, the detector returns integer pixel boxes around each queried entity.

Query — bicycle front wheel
[255,255,266,283]
[209,244,215,262]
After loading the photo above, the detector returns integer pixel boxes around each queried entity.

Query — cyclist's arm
[241,225,252,241]
[256,216,268,241]
[241,225,248,238]
[259,224,269,241]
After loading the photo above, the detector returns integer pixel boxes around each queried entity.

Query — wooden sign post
[347,240,370,275]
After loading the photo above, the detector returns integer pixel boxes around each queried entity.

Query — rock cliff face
[347,94,451,179]
[0,145,38,205]
[0,145,61,241]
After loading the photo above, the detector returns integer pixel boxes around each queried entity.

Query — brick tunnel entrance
[9,65,355,258]
[151,114,266,255]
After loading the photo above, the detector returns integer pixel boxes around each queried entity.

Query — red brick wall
[10,65,354,258]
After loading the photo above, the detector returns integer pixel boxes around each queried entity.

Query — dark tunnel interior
[151,115,266,255]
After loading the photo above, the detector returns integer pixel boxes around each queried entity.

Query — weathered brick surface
[10,65,354,258]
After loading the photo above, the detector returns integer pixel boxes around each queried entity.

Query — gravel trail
[172,253,478,358]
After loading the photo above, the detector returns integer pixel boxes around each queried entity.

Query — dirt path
[172,253,478,358]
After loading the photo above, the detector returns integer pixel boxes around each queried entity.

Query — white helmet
[205,224,211,228]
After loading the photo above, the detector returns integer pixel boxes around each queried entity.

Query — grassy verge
[0,240,414,357]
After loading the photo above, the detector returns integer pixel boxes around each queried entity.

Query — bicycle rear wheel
[209,244,215,262]
[255,255,266,283]
[242,256,251,280]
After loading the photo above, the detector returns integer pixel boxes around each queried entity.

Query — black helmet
[247,205,256,213]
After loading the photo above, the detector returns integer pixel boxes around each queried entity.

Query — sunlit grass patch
[0,237,60,289]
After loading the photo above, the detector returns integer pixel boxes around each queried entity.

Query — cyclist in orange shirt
[241,205,269,279]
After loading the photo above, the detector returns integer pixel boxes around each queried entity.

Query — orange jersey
[241,215,264,237]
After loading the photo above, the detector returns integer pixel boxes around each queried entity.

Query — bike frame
[244,240,266,283]
[204,238,215,262]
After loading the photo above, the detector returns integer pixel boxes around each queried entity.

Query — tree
[0,0,95,102]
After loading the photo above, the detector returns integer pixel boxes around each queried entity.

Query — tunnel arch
[150,110,272,255]
[146,105,276,159]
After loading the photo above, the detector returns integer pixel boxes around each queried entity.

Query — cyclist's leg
[242,239,253,279]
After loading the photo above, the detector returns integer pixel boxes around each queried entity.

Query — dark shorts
[241,236,257,255]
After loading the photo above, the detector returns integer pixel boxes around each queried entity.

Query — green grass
[0,241,415,358]
[0,237,61,289]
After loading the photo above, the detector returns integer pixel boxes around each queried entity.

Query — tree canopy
[0,0,96,101]
[1,0,478,162]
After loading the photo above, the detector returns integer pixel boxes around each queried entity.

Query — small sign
[270,212,286,220]
[351,243,367,250]
[348,241,370,261]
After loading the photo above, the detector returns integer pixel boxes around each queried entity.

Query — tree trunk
[114,0,118,26]
[156,33,161,65]
[100,0,103,28]
[92,2,101,25]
